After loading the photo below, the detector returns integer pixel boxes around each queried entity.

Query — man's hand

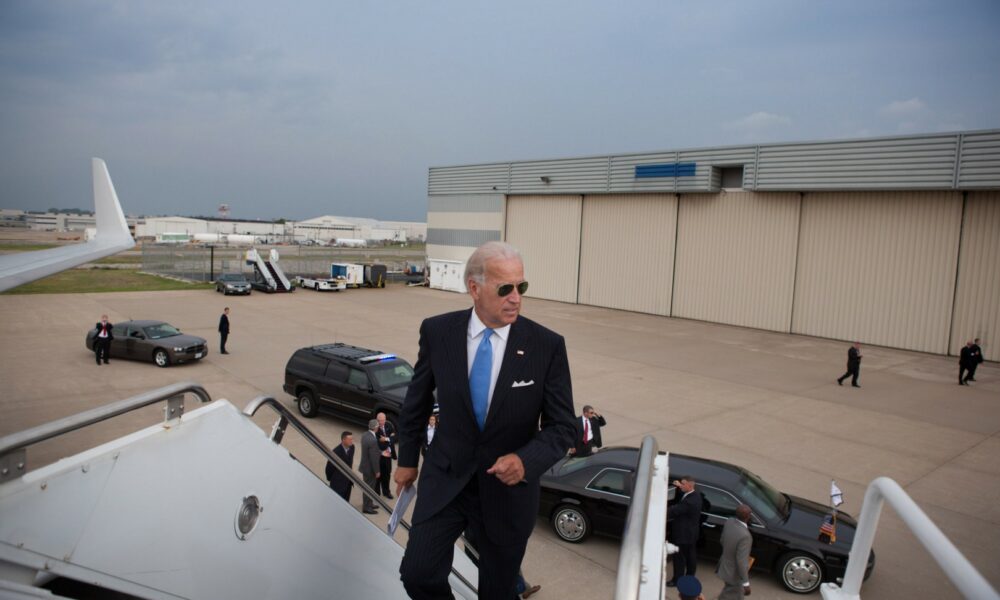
[375,472,380,479]
[487,453,525,485]
[568,448,576,455]
[395,466,418,494]
[744,585,751,596]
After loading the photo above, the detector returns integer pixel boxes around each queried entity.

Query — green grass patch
[3,269,213,294]
[0,243,60,252]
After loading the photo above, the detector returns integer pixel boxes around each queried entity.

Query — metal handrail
[820,477,998,600]
[241,395,478,594]
[0,381,211,482]
[613,435,660,600]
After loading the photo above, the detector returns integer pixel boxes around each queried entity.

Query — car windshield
[737,470,789,520]
[368,361,414,389]
[143,323,181,339]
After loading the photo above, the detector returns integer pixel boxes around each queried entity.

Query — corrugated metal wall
[578,194,677,315]
[755,135,960,190]
[504,195,582,304]
[672,192,801,331]
[792,191,963,353]
[950,192,1000,361]
[958,131,1000,188]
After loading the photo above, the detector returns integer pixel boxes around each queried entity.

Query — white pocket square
[512,380,534,388]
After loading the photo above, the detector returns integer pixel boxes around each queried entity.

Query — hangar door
[505,195,582,304]
[792,191,963,354]
[950,191,1000,361]
[578,194,678,315]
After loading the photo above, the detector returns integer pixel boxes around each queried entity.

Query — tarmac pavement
[1,285,998,599]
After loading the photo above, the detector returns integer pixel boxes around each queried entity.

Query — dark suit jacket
[377,422,397,460]
[398,308,576,546]
[94,322,114,341]
[960,346,974,366]
[218,314,230,334]
[669,489,704,545]
[326,444,355,497]
[971,344,984,364]
[847,346,861,369]
[573,414,606,456]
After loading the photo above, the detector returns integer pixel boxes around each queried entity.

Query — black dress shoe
[104,361,110,364]
[384,493,394,500]
[363,508,378,514]
[837,379,843,385]
[852,384,860,388]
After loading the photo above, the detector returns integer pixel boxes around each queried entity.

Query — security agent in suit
[94,314,114,365]
[359,419,383,514]
[376,412,397,498]
[668,475,704,587]
[394,241,576,600]
[716,505,753,599]
[837,342,862,388]
[325,431,355,502]
[570,405,606,457]
[968,338,984,382]
[218,307,230,354]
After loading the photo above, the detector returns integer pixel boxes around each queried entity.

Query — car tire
[297,390,318,418]
[777,551,824,594]
[153,349,170,368]
[551,504,590,543]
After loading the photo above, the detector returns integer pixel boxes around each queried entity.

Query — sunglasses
[497,281,529,297]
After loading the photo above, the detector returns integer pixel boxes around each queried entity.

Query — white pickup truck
[293,276,347,291]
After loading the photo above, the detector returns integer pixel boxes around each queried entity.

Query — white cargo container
[330,263,364,287]
[429,259,466,293]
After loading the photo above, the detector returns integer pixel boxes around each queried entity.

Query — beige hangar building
[425,129,1000,361]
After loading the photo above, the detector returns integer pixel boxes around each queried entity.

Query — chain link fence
[141,244,427,283]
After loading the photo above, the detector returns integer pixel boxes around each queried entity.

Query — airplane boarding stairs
[0,383,477,600]
[246,248,293,293]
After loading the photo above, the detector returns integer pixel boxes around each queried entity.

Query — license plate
[195,352,203,359]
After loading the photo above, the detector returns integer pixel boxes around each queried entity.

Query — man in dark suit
[93,314,114,365]
[968,338,984,382]
[959,340,975,385]
[570,405,606,457]
[668,475,704,587]
[376,412,397,499]
[837,342,862,388]
[716,505,753,599]
[394,241,576,600]
[325,431,355,502]
[359,419,382,514]
[218,307,230,354]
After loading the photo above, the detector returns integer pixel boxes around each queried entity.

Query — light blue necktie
[469,328,493,430]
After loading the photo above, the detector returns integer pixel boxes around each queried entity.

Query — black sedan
[538,447,874,594]
[215,273,252,295]
[85,320,208,367]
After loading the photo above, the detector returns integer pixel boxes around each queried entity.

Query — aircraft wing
[0,158,136,292]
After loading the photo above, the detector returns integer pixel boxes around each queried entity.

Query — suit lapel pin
[516,349,524,355]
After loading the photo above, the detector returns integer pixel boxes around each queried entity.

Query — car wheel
[297,390,318,418]
[551,504,590,543]
[777,552,824,594]
[153,349,170,368]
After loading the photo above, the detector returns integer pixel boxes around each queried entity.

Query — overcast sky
[1,1,998,221]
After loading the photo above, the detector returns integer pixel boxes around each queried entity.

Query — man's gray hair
[368,419,379,431]
[464,241,522,286]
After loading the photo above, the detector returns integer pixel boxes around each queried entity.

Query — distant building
[134,214,426,245]
[426,128,1000,361]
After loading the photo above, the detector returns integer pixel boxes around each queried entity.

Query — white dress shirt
[467,310,510,413]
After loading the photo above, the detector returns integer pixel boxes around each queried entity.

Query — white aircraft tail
[0,158,135,292]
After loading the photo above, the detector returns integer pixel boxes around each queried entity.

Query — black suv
[283,343,415,426]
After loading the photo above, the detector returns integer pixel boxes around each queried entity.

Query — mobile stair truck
[246,248,295,293]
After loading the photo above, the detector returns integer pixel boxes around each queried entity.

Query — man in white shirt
[570,405,606,457]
